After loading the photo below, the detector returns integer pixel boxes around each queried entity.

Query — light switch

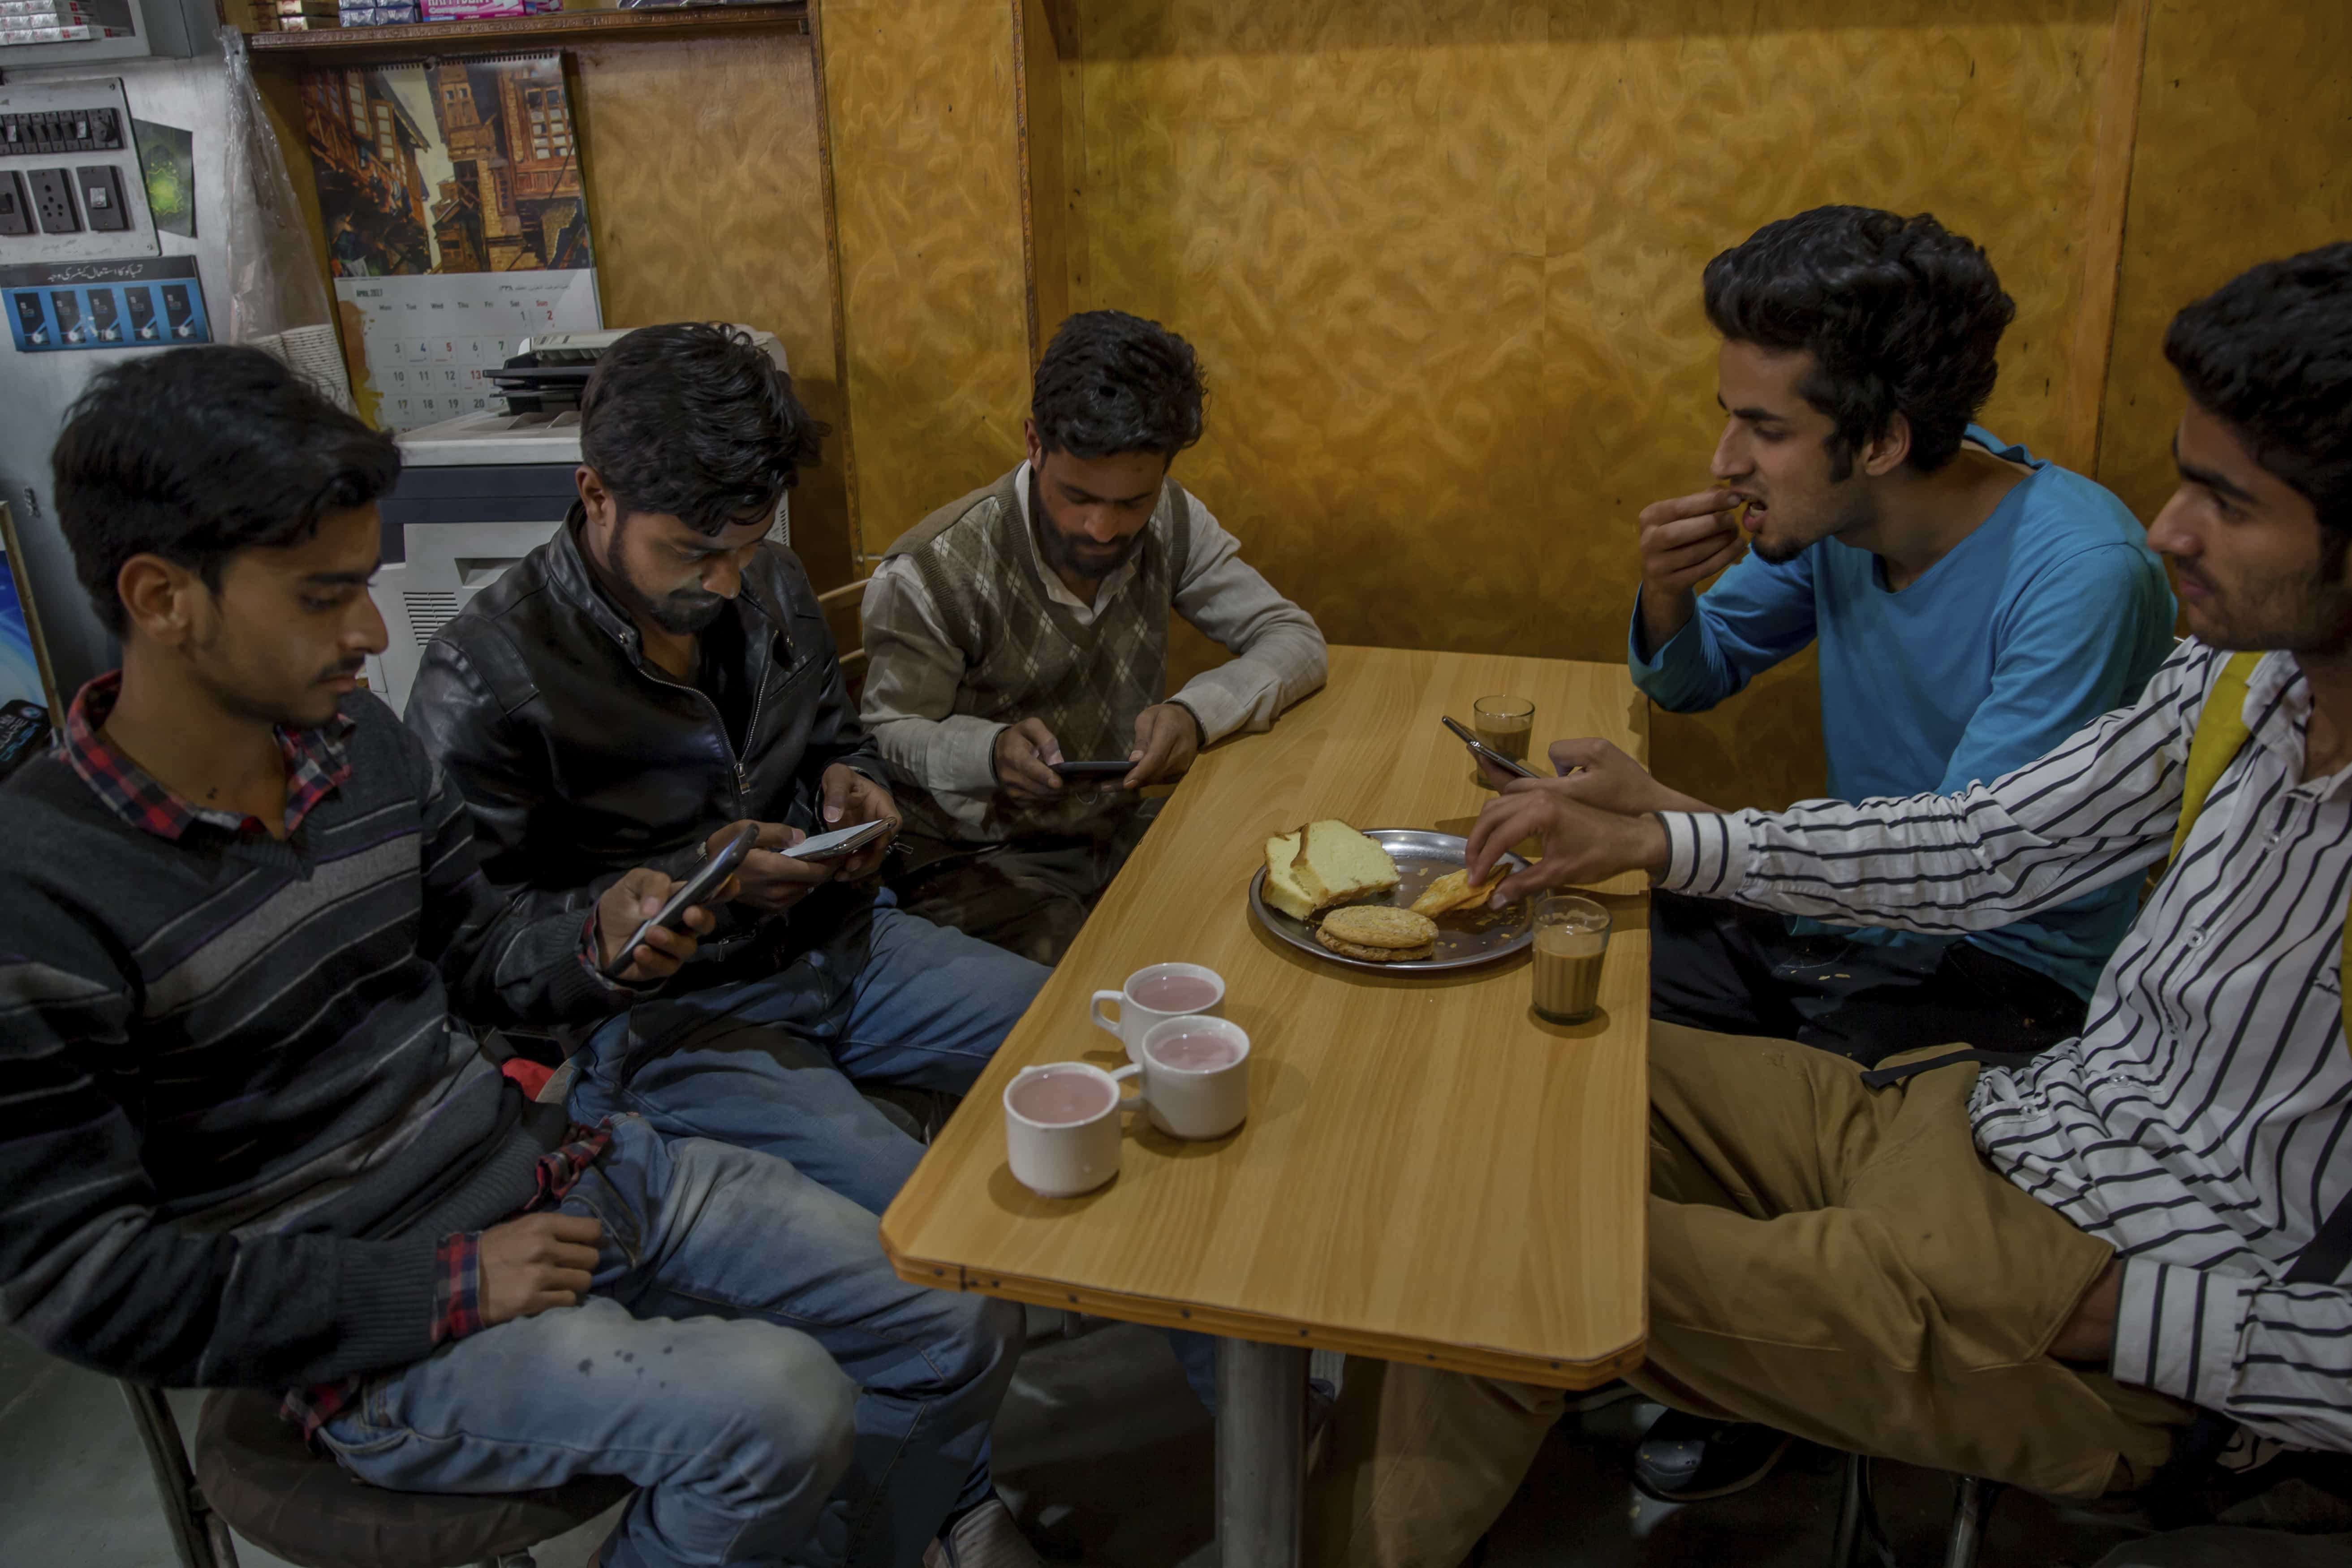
[75,165,128,233]
[0,172,31,238]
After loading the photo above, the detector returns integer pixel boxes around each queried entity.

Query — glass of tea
[1531,893,1611,1024]
[1470,694,1536,788]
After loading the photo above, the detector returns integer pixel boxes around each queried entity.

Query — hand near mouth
[1634,488,1752,655]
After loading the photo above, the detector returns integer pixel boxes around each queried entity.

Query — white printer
[364,328,791,713]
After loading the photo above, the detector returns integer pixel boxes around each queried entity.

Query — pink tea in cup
[1148,1029,1244,1072]
[1130,974,1220,1012]
[1008,1068,1115,1124]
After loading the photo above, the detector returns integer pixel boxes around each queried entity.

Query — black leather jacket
[404,512,886,979]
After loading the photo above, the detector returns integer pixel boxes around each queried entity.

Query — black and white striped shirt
[1660,640,2352,1452]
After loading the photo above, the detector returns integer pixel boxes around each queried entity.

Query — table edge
[882,1232,1646,1391]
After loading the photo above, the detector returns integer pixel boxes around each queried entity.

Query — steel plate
[1247,828,1532,974]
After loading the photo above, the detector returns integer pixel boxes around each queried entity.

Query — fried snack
[1409,867,1508,918]
[1319,905,1439,951]
[1315,930,1437,963]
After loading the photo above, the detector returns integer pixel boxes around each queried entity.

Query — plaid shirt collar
[62,672,355,843]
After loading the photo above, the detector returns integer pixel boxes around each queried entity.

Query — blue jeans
[315,1116,1023,1568]
[571,900,1049,1216]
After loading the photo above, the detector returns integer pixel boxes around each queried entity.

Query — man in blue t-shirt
[1591,207,2177,1069]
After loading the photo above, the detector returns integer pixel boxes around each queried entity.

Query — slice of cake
[1262,820,1400,920]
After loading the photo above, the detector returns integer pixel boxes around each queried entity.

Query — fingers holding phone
[597,864,729,982]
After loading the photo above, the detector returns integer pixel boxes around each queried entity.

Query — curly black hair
[52,345,400,635]
[579,323,829,536]
[1032,310,1205,461]
[2164,243,2352,541]
[1703,206,2016,477]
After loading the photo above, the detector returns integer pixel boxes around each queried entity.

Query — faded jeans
[316,1116,1024,1568]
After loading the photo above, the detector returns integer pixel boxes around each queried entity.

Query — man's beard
[594,529,728,634]
[1031,470,1144,582]
[2180,556,2352,658]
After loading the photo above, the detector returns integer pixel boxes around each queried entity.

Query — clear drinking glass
[1531,893,1611,1024]
[1469,694,1536,789]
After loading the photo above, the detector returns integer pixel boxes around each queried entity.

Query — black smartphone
[48,290,82,343]
[1442,715,1538,780]
[1049,760,1134,779]
[162,283,195,338]
[125,287,156,339]
[87,289,120,341]
[603,823,758,979]
[778,818,893,863]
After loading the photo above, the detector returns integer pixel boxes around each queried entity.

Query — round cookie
[1315,929,1437,963]
[1319,905,1438,951]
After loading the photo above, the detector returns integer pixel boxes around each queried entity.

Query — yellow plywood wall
[816,0,1037,558]
[2094,0,2352,527]
[1054,0,2134,809]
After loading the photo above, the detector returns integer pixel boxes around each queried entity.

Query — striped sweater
[0,689,626,1390]
[1660,640,2352,1451]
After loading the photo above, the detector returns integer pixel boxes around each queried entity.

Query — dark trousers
[1649,890,2087,1065]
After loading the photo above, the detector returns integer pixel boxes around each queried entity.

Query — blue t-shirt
[1627,426,2177,999]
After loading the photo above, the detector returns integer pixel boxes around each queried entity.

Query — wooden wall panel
[2094,0,2352,528]
[1068,0,2122,810]
[568,35,855,591]
[818,0,1036,557]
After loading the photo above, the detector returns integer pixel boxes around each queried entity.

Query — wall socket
[26,168,79,234]
[0,171,30,237]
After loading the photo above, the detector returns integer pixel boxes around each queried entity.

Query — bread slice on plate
[1262,821,1401,920]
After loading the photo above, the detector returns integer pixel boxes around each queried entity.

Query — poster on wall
[0,503,62,783]
[297,52,601,432]
[3,256,212,353]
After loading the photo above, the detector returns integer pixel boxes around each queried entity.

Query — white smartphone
[778,818,895,863]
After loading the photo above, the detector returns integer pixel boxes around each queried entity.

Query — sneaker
[1630,1411,1793,1502]
[925,1498,1044,1568]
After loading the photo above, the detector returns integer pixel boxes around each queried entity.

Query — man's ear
[1860,413,1913,478]
[116,553,207,650]
[1023,419,1043,470]
[575,465,617,535]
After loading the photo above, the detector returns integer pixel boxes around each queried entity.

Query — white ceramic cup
[1090,962,1226,1064]
[1003,1061,1127,1198]
[1123,1016,1253,1141]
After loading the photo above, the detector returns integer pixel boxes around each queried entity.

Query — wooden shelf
[241,1,805,59]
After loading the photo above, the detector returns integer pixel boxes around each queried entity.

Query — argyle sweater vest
[883,466,1194,840]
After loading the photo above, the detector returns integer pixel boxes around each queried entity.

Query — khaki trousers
[1305,1024,2193,1568]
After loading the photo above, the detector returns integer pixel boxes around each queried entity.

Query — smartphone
[603,823,758,979]
[1049,760,1134,779]
[1442,715,1538,780]
[778,818,894,863]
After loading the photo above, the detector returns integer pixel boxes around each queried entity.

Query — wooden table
[880,647,1652,1565]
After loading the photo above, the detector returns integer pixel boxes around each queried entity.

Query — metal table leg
[1215,1336,1309,1568]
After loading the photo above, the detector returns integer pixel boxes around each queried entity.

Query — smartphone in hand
[1441,715,1538,780]
[603,823,759,979]
[777,818,894,863]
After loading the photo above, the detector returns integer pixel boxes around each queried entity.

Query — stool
[1831,1453,2003,1568]
[192,1387,630,1568]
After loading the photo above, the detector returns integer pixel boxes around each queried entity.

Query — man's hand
[1125,702,1202,789]
[478,1213,603,1327]
[994,718,1066,801]
[1524,737,1718,816]
[2048,1260,2122,1365]
[1637,489,1749,655]
[818,763,900,879]
[711,819,836,913]
[595,866,722,981]
[1465,787,1671,905]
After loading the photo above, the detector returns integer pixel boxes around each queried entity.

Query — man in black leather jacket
[407,324,1049,1213]
[406,324,1052,1565]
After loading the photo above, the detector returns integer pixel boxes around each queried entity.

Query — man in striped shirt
[1308,249,2352,1568]
[0,349,1021,1568]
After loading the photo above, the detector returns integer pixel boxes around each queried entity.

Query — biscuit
[1315,930,1437,963]
[1319,905,1439,950]
[1409,867,1508,917]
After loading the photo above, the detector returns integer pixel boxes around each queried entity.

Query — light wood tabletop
[879,646,1652,1388]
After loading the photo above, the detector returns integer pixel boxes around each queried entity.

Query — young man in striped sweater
[1310,248,2352,1568]
[0,349,1020,1568]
